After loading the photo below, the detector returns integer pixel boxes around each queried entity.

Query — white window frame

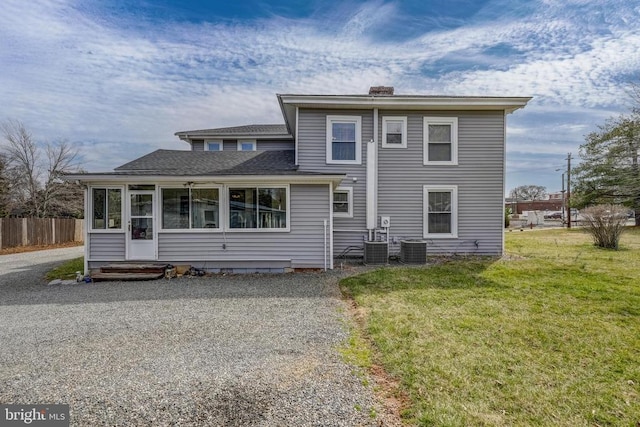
[227,184,290,232]
[89,186,124,232]
[423,185,458,238]
[159,185,222,233]
[423,117,458,165]
[205,140,222,151]
[332,186,353,218]
[237,140,257,151]
[326,115,362,165]
[382,116,407,148]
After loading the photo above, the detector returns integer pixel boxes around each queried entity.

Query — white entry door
[127,191,155,260]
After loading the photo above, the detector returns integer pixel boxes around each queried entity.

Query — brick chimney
[368,86,394,95]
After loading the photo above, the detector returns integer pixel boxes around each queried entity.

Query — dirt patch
[0,241,83,255]
[344,298,409,427]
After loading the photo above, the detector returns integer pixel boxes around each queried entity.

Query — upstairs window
[326,115,362,164]
[424,117,458,165]
[382,117,407,148]
[92,188,122,230]
[423,186,458,238]
[205,141,222,151]
[237,140,256,151]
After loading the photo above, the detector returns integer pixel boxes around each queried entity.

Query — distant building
[506,193,564,214]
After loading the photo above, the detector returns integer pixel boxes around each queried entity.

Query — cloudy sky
[1,0,638,193]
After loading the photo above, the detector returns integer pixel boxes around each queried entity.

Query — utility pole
[561,172,566,224]
[566,153,572,229]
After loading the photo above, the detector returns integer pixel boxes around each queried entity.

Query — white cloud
[0,0,638,179]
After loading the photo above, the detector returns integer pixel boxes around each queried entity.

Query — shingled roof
[174,124,290,138]
[112,149,304,176]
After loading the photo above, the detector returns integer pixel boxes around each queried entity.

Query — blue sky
[1,0,639,193]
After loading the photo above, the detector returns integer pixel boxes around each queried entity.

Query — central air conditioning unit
[364,241,388,265]
[400,240,427,264]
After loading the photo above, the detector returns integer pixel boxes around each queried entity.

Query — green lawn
[340,228,640,426]
[45,256,84,281]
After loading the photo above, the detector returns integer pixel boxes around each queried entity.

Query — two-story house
[68,87,530,273]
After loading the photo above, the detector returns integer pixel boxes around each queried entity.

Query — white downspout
[295,107,299,166]
[502,111,507,256]
[366,108,378,239]
[329,183,334,269]
[323,219,327,271]
[83,186,89,275]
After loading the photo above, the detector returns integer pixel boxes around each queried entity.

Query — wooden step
[90,271,165,282]
[100,263,169,274]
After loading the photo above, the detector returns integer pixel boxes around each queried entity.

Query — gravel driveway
[0,248,391,426]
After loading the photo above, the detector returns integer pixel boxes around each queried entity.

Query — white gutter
[175,134,292,141]
[278,95,532,114]
[64,174,346,186]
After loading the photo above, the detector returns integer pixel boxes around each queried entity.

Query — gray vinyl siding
[223,140,237,151]
[88,233,126,260]
[257,139,294,150]
[378,110,506,256]
[157,184,330,268]
[297,109,370,254]
[192,140,204,151]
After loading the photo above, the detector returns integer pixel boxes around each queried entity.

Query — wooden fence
[0,218,83,249]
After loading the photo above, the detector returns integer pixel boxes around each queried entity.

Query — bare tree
[509,185,548,201]
[1,119,81,217]
[626,80,640,114]
[0,153,9,216]
[1,120,39,215]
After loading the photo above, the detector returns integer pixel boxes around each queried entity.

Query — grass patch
[341,227,640,426]
[45,257,84,281]
[339,325,373,373]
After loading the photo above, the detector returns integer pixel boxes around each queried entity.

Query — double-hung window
[91,188,122,230]
[382,116,407,148]
[229,186,288,230]
[205,141,222,151]
[423,186,458,238]
[161,187,220,229]
[326,115,362,164]
[424,117,458,165]
[333,187,353,218]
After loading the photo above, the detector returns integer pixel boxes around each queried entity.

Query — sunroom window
[162,188,219,229]
[92,188,122,230]
[229,187,287,229]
